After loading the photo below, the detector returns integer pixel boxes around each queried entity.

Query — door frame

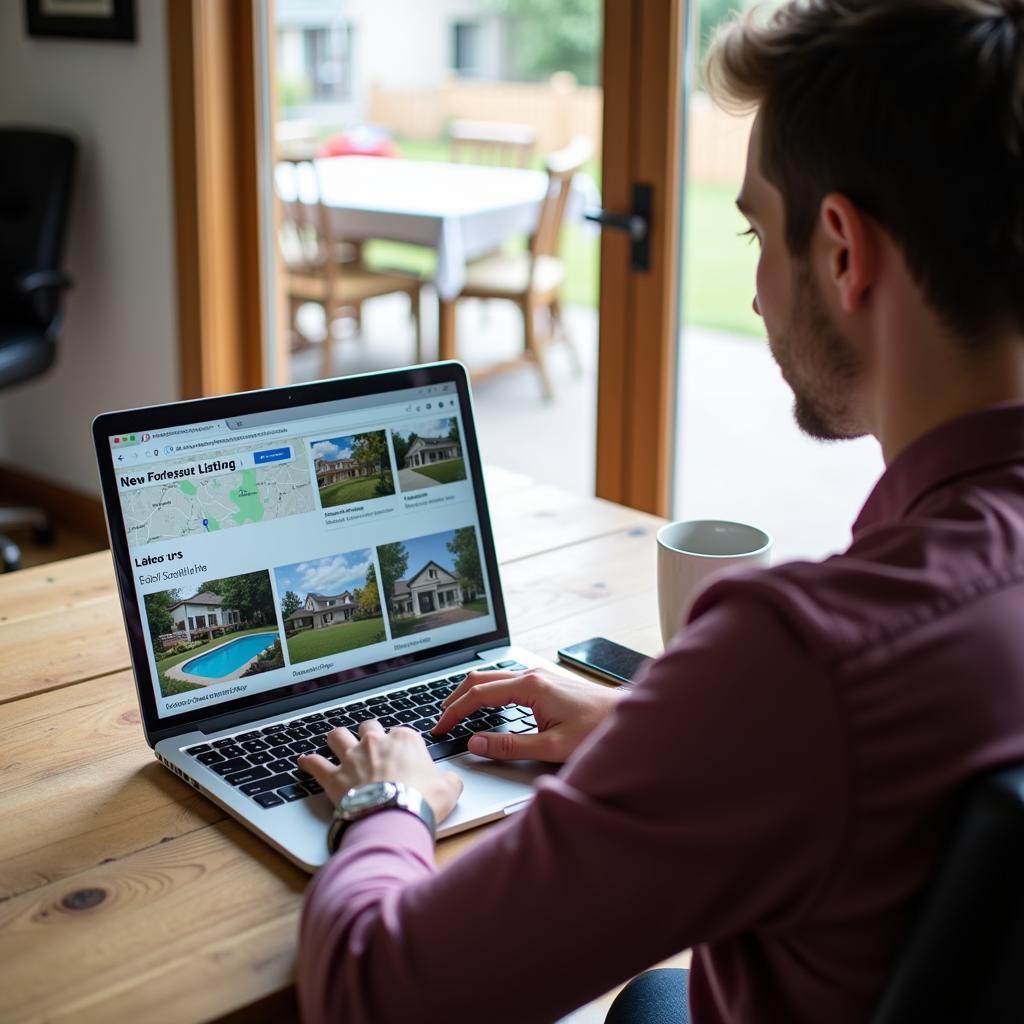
[168,0,265,399]
[596,0,686,517]
[169,0,687,512]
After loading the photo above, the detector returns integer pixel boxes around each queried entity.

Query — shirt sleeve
[298,595,850,1024]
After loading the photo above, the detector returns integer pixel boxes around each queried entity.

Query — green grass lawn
[412,458,467,484]
[155,626,276,697]
[359,137,764,339]
[462,598,489,614]
[319,472,394,507]
[286,617,387,662]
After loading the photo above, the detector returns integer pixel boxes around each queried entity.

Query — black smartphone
[557,637,652,686]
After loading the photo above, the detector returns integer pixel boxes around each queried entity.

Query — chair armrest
[14,269,73,295]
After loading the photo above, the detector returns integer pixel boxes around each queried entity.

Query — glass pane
[673,0,883,561]
[268,0,603,498]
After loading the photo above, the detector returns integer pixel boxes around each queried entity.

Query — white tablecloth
[278,156,599,301]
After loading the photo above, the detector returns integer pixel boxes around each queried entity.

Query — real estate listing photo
[391,416,466,490]
[275,549,387,663]
[310,429,395,508]
[376,525,488,638]
[143,570,283,696]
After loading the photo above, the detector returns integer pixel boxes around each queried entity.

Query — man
[297,1,1024,1021]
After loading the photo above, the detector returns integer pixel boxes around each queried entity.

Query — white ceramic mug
[657,519,772,646]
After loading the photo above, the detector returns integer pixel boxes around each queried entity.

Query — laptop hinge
[179,645,511,738]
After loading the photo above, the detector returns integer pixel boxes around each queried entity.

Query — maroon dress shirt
[299,403,1024,1023]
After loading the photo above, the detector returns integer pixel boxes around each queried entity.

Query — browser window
[109,383,496,719]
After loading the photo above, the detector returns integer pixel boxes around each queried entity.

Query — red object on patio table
[318,125,399,159]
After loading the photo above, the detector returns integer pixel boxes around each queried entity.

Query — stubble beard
[774,261,867,442]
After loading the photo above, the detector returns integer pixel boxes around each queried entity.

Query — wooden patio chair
[275,159,423,378]
[449,120,537,168]
[455,137,591,399]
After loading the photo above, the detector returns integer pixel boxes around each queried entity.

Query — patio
[290,292,884,565]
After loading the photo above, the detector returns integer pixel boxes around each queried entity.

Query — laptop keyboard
[180,661,537,808]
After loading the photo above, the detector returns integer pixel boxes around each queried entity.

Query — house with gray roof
[403,435,462,469]
[390,561,467,618]
[285,589,356,632]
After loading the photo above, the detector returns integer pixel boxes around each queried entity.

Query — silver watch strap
[328,782,436,854]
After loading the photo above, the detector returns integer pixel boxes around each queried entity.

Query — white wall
[0,0,179,497]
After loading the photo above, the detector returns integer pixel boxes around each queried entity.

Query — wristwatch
[327,781,436,854]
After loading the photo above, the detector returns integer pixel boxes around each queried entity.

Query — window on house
[187,617,195,630]
[429,568,437,579]
[452,21,480,77]
[196,615,206,628]
[209,614,217,626]
[303,24,354,101]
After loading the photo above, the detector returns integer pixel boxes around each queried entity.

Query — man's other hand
[432,667,623,764]
[299,720,463,823]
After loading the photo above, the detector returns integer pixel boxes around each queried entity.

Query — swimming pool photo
[181,632,278,680]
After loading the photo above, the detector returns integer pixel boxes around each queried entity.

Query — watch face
[343,781,397,815]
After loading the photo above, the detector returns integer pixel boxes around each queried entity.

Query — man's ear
[819,193,874,314]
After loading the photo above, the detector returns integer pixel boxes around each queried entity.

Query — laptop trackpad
[437,751,554,834]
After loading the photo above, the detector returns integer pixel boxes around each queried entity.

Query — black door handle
[583,183,652,271]
[584,209,648,241]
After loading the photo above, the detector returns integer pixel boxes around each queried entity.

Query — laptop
[93,361,555,871]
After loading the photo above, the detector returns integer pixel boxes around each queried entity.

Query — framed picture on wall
[25,0,136,42]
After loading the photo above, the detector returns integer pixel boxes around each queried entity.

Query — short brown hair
[706,0,1024,342]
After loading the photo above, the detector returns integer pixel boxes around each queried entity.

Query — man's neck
[875,330,1024,464]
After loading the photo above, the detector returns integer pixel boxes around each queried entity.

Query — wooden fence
[367,76,753,186]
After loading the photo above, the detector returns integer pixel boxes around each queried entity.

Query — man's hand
[299,720,463,823]
[432,667,623,764]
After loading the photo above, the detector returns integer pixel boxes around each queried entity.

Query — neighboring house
[391,560,474,617]
[285,590,356,632]
[169,592,241,641]
[404,435,462,469]
[316,456,374,487]
[276,0,514,125]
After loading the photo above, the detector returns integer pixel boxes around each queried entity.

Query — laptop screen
[95,367,507,731]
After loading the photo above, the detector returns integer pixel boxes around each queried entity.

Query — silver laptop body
[94,362,550,871]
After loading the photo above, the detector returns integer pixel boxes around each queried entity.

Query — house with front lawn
[169,592,241,641]
[316,456,374,486]
[285,589,356,632]
[404,435,461,469]
[391,561,468,617]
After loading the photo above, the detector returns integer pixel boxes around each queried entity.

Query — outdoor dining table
[0,467,689,1024]
[287,155,597,360]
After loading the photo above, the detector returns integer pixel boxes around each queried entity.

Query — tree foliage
[391,429,418,467]
[199,571,275,625]
[375,543,409,609]
[446,527,484,596]
[144,588,180,644]
[352,430,392,495]
[447,418,461,446]
[498,0,602,86]
[355,564,383,619]
[281,589,301,619]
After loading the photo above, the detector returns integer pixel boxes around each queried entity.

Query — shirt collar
[853,402,1024,534]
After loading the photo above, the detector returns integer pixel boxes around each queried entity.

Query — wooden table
[0,468,675,1024]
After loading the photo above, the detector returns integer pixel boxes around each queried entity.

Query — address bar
[171,426,289,454]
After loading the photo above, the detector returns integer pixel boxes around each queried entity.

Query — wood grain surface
[0,480,667,1023]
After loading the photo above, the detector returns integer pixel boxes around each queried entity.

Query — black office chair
[870,762,1024,1024]
[603,762,1024,1024]
[0,126,77,571]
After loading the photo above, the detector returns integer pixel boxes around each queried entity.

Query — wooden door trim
[168,0,264,399]
[596,0,684,517]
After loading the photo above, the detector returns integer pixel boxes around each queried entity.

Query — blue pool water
[182,632,277,679]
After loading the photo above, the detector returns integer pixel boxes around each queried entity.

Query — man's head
[706,0,1024,442]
